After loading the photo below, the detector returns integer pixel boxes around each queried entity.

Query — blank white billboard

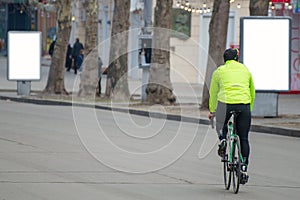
[8,31,41,80]
[240,17,291,92]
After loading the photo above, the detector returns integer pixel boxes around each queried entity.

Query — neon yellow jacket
[209,60,255,112]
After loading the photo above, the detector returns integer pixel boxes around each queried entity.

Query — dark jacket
[65,44,73,68]
[48,40,56,57]
[77,54,84,70]
[72,41,84,57]
[66,44,73,59]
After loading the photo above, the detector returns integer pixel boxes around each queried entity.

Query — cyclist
[208,48,255,184]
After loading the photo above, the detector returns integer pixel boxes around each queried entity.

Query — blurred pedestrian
[72,38,84,73]
[65,44,73,71]
[48,39,56,57]
[97,56,103,96]
[76,49,84,74]
[0,38,3,52]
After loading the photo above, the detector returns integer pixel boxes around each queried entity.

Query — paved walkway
[0,56,300,137]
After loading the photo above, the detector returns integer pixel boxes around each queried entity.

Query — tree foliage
[249,0,269,16]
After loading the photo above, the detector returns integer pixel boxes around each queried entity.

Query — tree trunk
[105,0,131,101]
[78,0,98,97]
[43,0,71,95]
[145,0,176,105]
[249,0,269,16]
[201,0,230,109]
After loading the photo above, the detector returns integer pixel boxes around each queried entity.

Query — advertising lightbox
[240,17,291,92]
[8,31,41,81]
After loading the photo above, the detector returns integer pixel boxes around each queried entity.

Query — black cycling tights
[215,102,251,165]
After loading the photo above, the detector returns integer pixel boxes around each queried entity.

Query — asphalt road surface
[0,100,299,200]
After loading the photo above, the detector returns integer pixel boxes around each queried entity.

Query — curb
[1,94,300,138]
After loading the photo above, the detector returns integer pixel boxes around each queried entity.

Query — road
[0,100,299,200]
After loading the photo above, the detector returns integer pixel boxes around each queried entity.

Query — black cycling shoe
[240,164,249,184]
[217,139,226,157]
[240,172,249,184]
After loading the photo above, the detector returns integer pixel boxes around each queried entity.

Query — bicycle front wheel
[232,139,241,194]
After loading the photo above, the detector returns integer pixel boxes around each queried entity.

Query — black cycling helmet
[223,48,239,62]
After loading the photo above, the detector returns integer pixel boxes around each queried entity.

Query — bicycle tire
[223,139,231,190]
[223,154,231,190]
[232,139,241,194]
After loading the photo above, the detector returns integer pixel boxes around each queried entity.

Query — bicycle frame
[227,113,245,164]
[210,111,246,193]
[223,111,245,194]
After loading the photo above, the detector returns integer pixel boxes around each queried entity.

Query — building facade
[3,0,297,91]
[36,6,56,55]
[0,0,58,55]
[269,0,300,92]
[0,0,36,55]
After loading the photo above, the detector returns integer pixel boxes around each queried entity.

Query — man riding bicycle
[208,48,255,184]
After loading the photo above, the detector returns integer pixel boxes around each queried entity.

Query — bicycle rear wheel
[223,140,231,190]
[232,139,241,194]
[223,154,231,190]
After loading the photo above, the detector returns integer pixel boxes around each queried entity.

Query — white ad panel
[8,31,41,80]
[241,17,291,91]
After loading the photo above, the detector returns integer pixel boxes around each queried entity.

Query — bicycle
[211,111,246,194]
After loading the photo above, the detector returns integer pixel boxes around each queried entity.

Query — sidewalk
[0,56,300,137]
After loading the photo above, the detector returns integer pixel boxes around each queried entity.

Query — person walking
[71,38,84,74]
[48,39,56,57]
[65,44,73,70]
[97,56,103,96]
[76,49,84,73]
[208,48,255,184]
